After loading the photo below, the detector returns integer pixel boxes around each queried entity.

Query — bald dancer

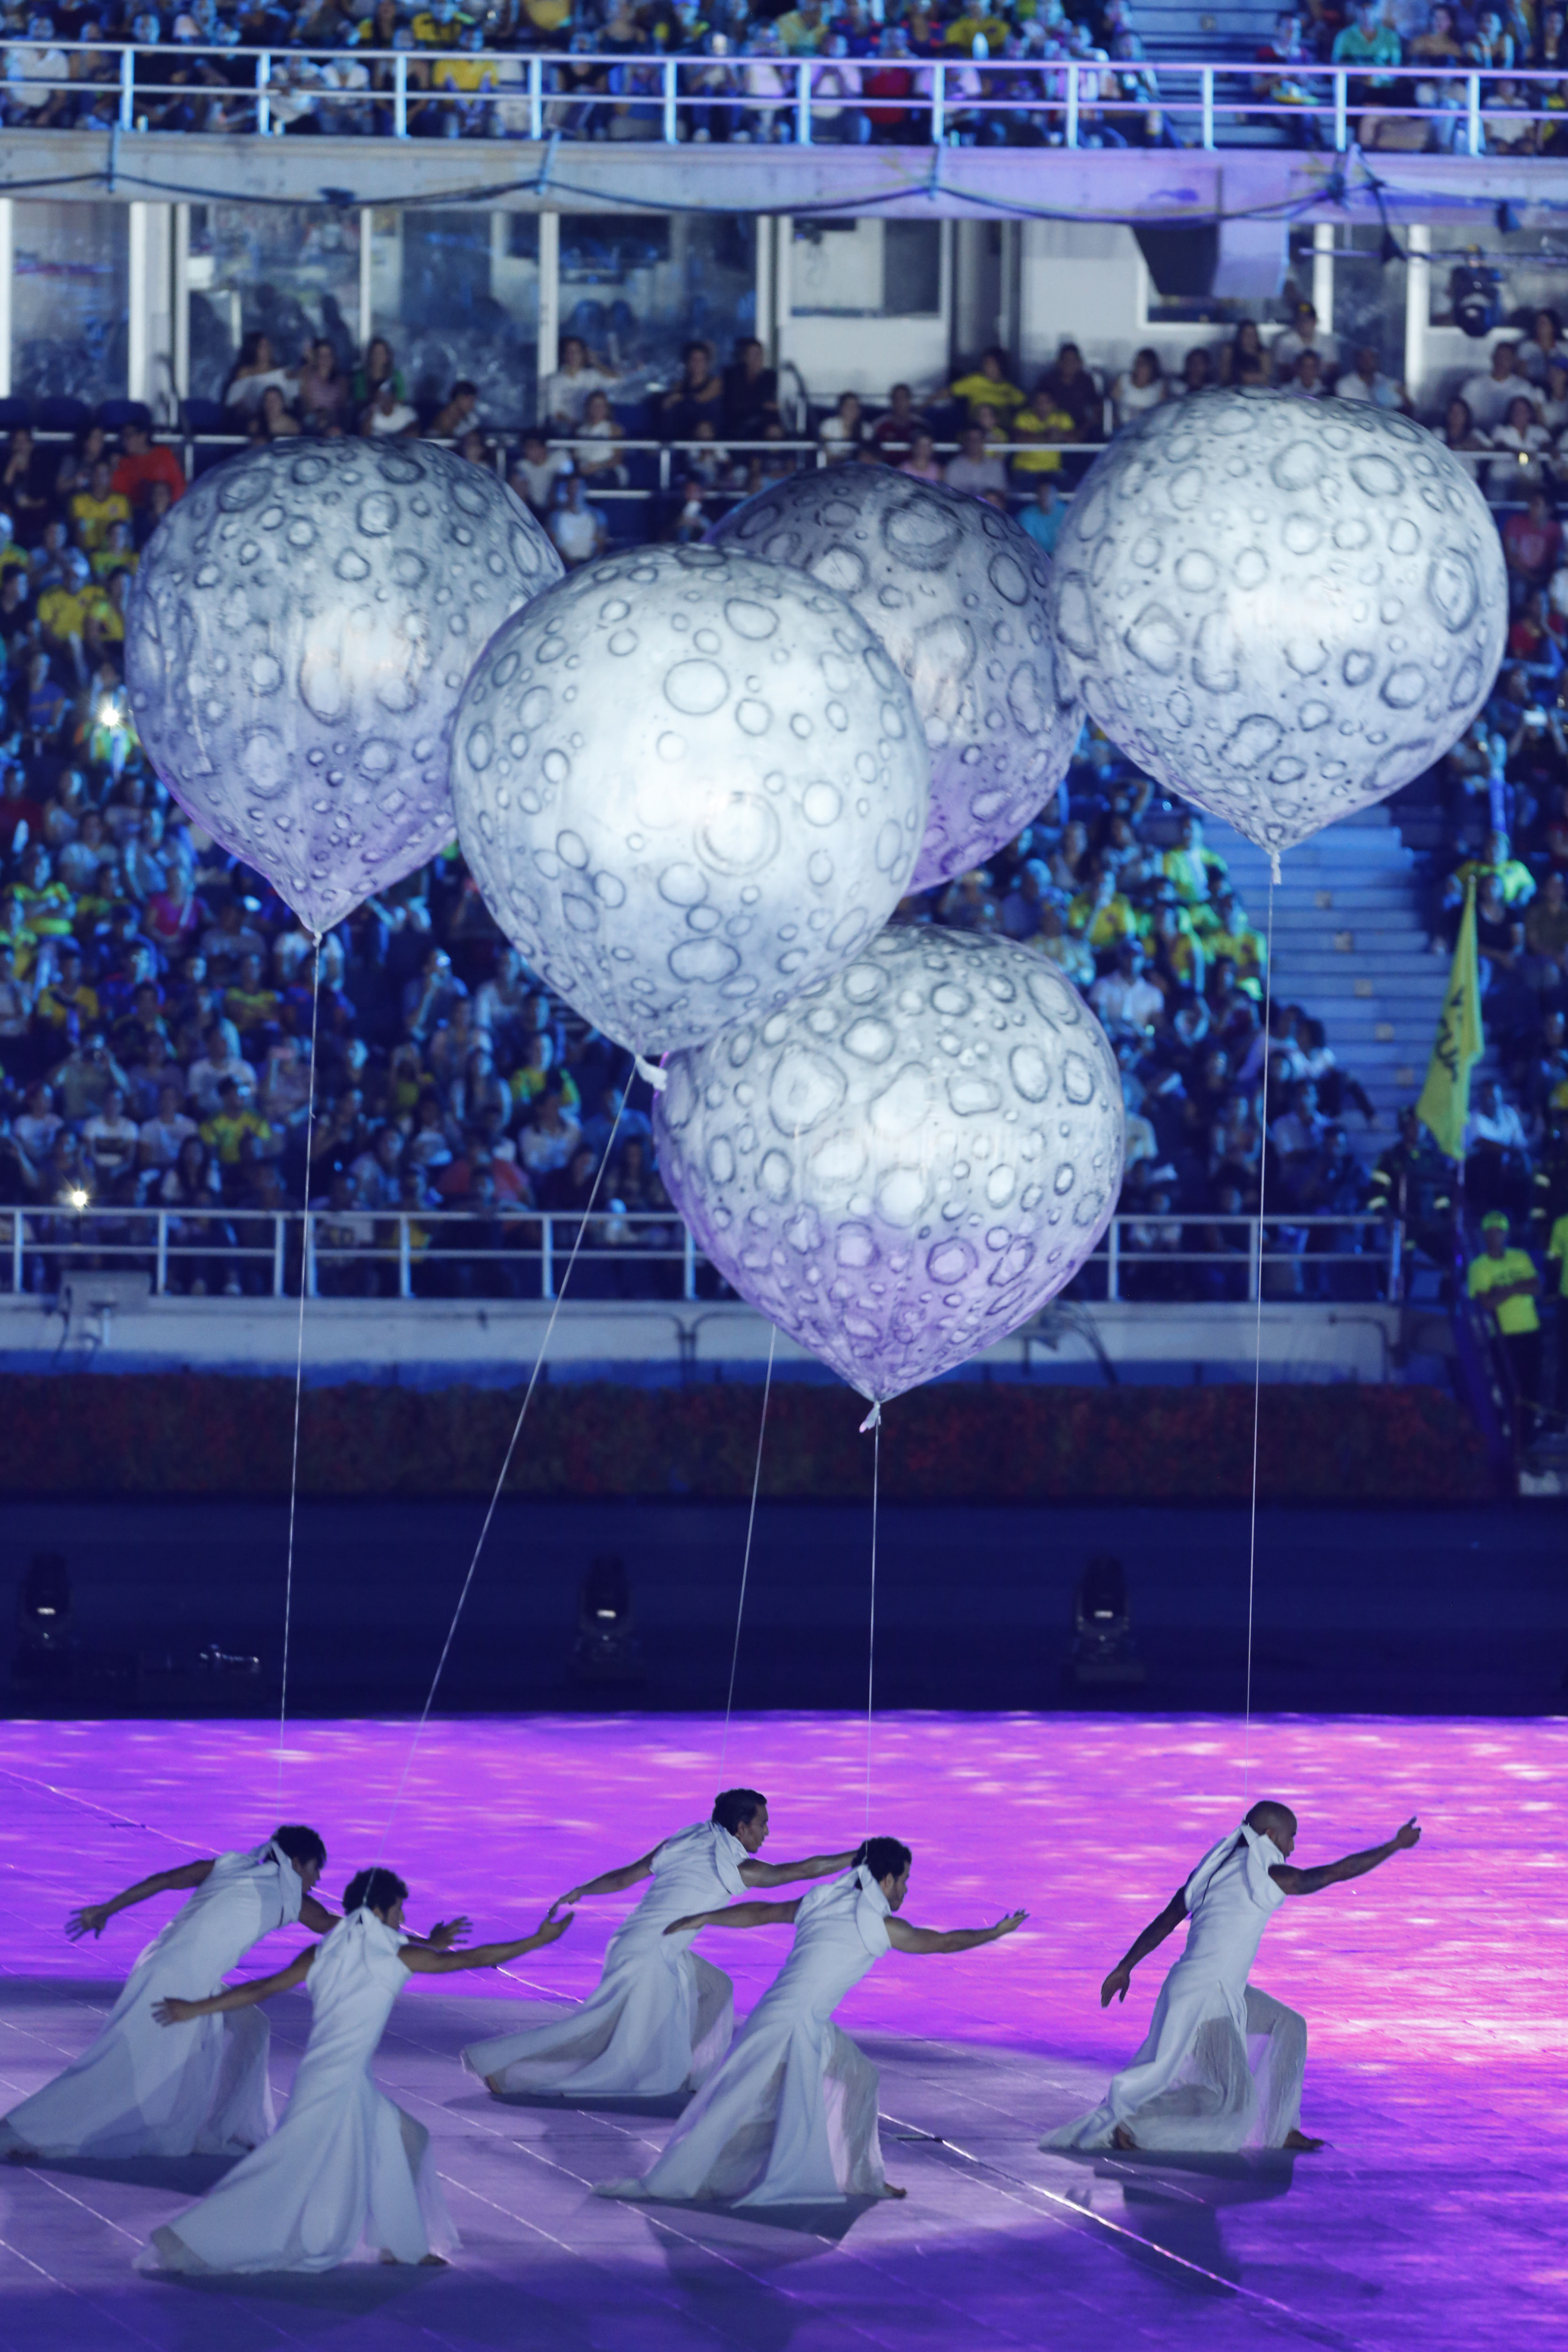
[1044,1801,1422,2154]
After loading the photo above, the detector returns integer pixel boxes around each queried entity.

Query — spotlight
[67,1185,88,1209]
[1070,1553,1146,1689]
[572,1554,645,1689]
[16,1550,73,1667]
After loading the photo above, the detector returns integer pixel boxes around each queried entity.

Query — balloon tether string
[377,1074,630,1852]
[1242,873,1276,1809]
[719,1325,775,1779]
[277,939,322,1816]
[865,1407,880,1835]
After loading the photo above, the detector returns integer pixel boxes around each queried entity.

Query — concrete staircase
[1136,0,1278,63]
[1205,807,1450,1160]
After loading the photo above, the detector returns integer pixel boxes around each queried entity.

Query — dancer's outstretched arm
[154,1947,317,2024]
[68,1859,215,1941]
[1099,1888,1189,2006]
[887,1910,1027,1955]
[1271,1818,1420,1896]
[557,1851,661,1908]
[740,1848,860,1888]
[664,1899,802,1934]
[400,1908,573,1973]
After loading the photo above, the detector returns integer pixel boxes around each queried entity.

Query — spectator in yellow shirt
[945,345,1027,423]
[1162,813,1228,907]
[774,0,827,50]
[1547,1208,1568,1411]
[34,947,100,1035]
[199,1078,275,1172]
[1467,1210,1543,1436]
[69,460,132,552]
[943,0,1009,44]
[1068,863,1139,956]
[90,522,138,583]
[1009,396,1075,475]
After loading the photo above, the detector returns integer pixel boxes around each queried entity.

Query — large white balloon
[452,544,931,1056]
[126,441,562,935]
[709,466,1079,891]
[655,927,1123,1404]
[1046,389,1507,855]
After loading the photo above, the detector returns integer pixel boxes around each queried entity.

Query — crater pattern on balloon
[451,544,931,1055]
[710,466,1078,891]
[125,440,562,935]
[655,928,1123,1403]
[1046,390,1507,852]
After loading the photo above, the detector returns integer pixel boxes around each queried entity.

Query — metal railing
[0,1203,1407,1309]
[0,41,1560,153]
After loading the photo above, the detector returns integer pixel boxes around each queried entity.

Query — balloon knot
[1269,850,1282,886]
[859,1401,882,1434]
[633,1053,669,1094]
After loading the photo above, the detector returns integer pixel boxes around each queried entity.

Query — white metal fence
[0,1204,1408,1304]
[0,41,1555,153]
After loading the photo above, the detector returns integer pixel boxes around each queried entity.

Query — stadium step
[1206,810,1451,1158]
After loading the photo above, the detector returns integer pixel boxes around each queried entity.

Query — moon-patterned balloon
[126,440,562,935]
[655,927,1123,1403]
[452,544,931,1056]
[709,466,1079,891]
[1046,389,1507,854]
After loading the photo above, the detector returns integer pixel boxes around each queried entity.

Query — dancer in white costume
[599,1837,1026,2207]
[1044,1802,1422,2155]
[140,1866,573,2275]
[465,1787,857,2101]
[0,1826,371,2164]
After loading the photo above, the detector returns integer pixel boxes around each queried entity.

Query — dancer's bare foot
[1282,2129,1325,2152]
[380,2250,451,2266]
[1111,2124,1138,2151]
[879,2182,909,2199]
[484,2074,504,2095]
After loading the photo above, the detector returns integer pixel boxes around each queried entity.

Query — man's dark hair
[713,1788,767,1836]
[451,379,478,400]
[272,1823,327,1868]
[1245,1800,1297,1843]
[344,1865,407,1915]
[854,1836,913,1883]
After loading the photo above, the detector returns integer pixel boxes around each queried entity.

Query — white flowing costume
[142,1908,456,2274]
[599,1864,891,2206]
[1043,1823,1307,2154]
[0,1842,304,2162]
[463,1821,748,2098]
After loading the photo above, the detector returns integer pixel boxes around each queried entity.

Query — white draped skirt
[464,1946,733,2100]
[0,1979,274,2163]
[1044,1983,1307,2154]
[600,2014,884,2207]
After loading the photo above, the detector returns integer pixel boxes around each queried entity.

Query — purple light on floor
[0,1713,1562,2351]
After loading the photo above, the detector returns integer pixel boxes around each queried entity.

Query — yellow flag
[1417,874,1483,1160]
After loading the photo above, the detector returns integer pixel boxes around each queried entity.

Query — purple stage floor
[0,1712,1562,2351]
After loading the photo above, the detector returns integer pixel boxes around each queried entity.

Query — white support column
[0,199,11,400]
[127,201,151,404]
[537,207,559,423]
[172,203,190,404]
[1405,222,1430,408]
[359,207,374,349]
[1312,219,1334,334]
[756,213,776,365]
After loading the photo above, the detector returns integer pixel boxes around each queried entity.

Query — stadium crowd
[3,0,1568,151]
[0,315,1563,1422]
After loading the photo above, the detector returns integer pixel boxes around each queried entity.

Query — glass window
[791,218,942,318]
[12,201,129,406]
[559,214,756,400]
[1424,222,1568,330]
[187,202,362,405]
[366,209,537,432]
